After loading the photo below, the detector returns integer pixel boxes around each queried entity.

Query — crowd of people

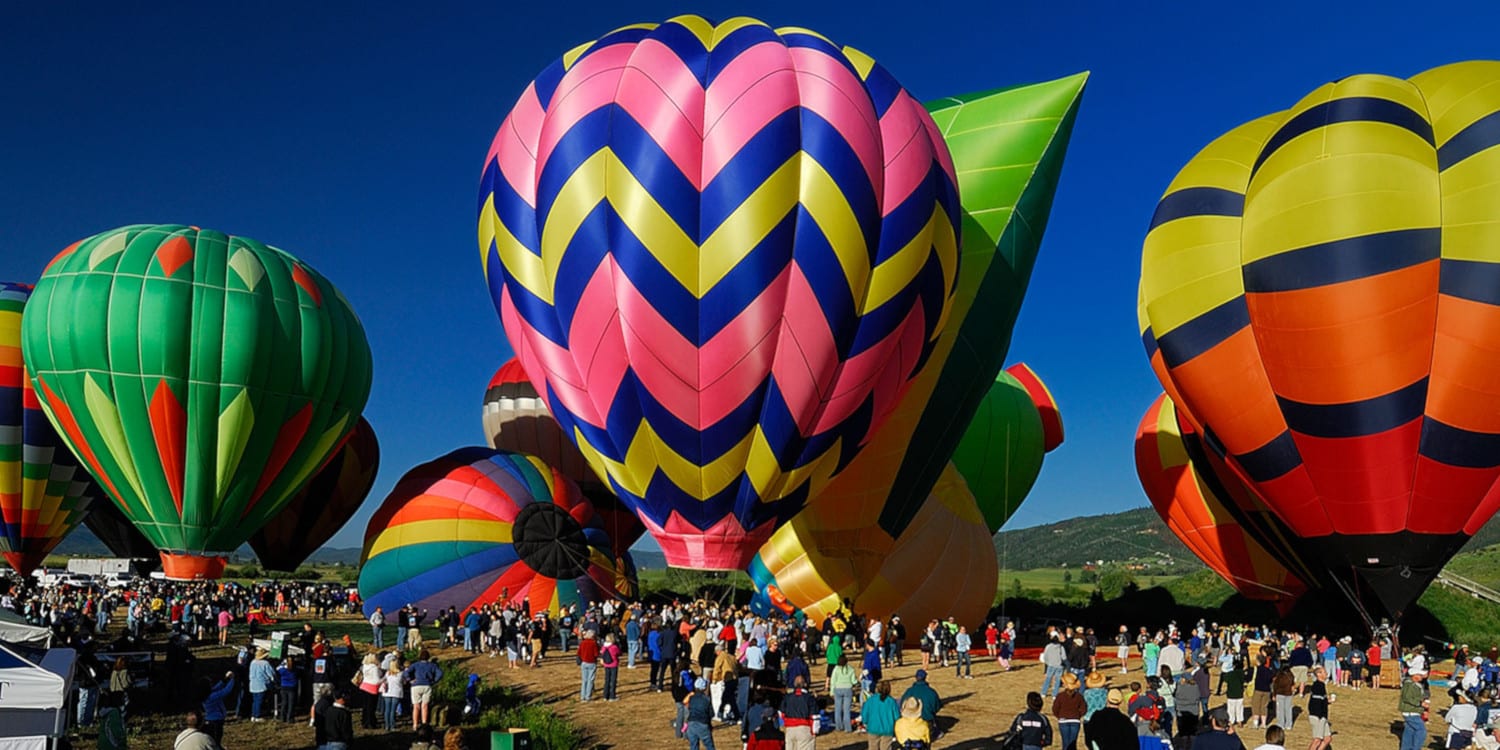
[9,569,1500,750]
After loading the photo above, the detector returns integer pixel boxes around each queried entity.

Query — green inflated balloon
[22,224,372,579]
[949,371,1045,532]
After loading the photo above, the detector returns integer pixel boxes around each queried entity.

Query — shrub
[478,704,584,750]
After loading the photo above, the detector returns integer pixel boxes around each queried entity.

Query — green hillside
[993,506,1204,571]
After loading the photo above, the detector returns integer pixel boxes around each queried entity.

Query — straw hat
[901,697,923,719]
[1106,689,1123,706]
[1086,672,1107,689]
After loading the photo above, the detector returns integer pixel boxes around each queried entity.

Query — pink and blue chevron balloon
[479,15,960,570]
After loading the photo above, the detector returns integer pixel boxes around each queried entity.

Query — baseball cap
[694,677,708,690]
[915,669,928,680]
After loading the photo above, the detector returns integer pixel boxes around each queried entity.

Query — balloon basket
[160,552,228,580]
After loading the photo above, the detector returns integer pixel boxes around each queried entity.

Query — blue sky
[3,2,1496,551]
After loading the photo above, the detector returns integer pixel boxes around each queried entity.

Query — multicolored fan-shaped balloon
[1138,61,1500,622]
[483,360,644,555]
[22,225,372,579]
[1135,394,1306,610]
[0,282,99,576]
[480,15,962,570]
[250,416,380,572]
[358,448,629,617]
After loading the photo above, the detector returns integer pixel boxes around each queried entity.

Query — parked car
[103,572,134,589]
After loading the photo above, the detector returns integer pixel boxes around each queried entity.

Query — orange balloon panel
[1135,394,1305,606]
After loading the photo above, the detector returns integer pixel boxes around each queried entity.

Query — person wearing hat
[684,677,716,750]
[1085,688,1138,750]
[1189,709,1243,750]
[901,669,941,725]
[247,647,276,721]
[895,696,931,748]
[1399,668,1430,750]
[1083,672,1109,723]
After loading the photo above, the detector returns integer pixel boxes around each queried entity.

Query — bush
[478,704,584,750]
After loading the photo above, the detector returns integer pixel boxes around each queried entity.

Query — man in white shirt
[1160,638,1186,676]
[1249,724,1286,750]
[868,618,883,649]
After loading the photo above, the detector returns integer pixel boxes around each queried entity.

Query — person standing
[379,663,404,731]
[1118,626,1132,674]
[395,605,409,652]
[600,633,621,702]
[201,670,235,744]
[370,606,385,648]
[1271,666,1295,730]
[1085,689,1138,750]
[319,689,355,750]
[1223,657,1246,726]
[576,631,599,702]
[1306,667,1332,750]
[684,677,716,750]
[781,675,817,750]
[830,654,858,733]
[1010,691,1054,750]
[1054,673,1086,750]
[861,680,899,750]
[1043,635,1068,698]
[626,616,642,670]
[96,692,127,750]
[1398,668,1429,750]
[956,626,974,679]
[275,656,299,723]
[404,649,443,729]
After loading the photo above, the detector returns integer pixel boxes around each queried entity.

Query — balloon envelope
[249,416,380,572]
[1138,61,1500,622]
[359,448,629,617]
[1135,394,1306,609]
[480,15,961,569]
[483,360,644,555]
[81,499,157,562]
[950,367,1053,532]
[0,282,98,576]
[22,225,373,579]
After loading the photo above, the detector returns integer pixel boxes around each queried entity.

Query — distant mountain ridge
[51,505,1500,572]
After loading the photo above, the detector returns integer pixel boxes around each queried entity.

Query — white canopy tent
[0,611,49,650]
[0,645,75,750]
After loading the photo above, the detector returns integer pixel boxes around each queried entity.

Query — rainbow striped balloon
[479,15,960,570]
[358,448,628,618]
[0,282,99,576]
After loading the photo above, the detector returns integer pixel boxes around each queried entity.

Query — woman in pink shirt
[217,609,233,646]
[599,634,621,701]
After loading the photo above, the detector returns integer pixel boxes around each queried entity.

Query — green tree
[1096,565,1137,600]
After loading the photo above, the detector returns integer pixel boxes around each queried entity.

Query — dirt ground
[84,620,1452,750]
[488,647,1441,750]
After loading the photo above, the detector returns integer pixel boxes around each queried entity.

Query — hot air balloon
[1004,363,1063,453]
[0,282,99,576]
[358,448,629,617]
[950,366,1061,531]
[1135,394,1307,610]
[758,76,1088,599]
[23,225,373,580]
[752,464,997,633]
[483,360,644,555]
[249,416,379,572]
[479,15,962,570]
[749,365,1062,621]
[81,499,158,562]
[1138,60,1500,625]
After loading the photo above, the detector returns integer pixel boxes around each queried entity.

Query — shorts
[1292,666,1309,684]
[1117,646,1130,659]
[411,685,433,705]
[1367,665,1381,676]
[1309,715,1330,738]
[1251,691,1270,714]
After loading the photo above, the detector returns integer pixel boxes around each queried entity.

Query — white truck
[66,558,133,576]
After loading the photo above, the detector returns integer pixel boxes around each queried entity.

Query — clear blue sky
[4,2,1495,551]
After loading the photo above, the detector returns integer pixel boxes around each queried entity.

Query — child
[464,674,481,721]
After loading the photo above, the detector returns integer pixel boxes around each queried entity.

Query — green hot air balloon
[949,365,1061,532]
[22,225,372,579]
